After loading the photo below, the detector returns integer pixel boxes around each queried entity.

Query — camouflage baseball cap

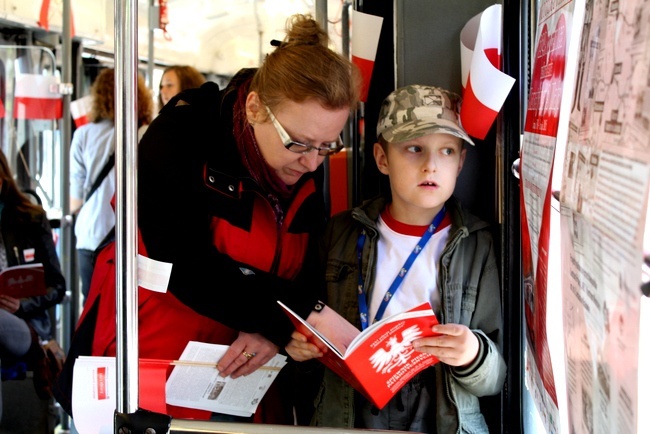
[376,84,475,146]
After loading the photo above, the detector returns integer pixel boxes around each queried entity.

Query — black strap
[85,153,115,202]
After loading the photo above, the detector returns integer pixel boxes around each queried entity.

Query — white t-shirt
[368,210,450,323]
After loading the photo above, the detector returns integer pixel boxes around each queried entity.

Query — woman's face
[159,70,181,106]
[248,93,349,186]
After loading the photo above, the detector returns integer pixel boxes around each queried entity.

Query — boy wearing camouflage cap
[286,85,506,433]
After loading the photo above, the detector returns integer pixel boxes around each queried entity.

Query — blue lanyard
[356,207,446,330]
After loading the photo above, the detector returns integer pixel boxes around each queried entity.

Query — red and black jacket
[137,69,326,346]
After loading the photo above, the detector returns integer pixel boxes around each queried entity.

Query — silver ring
[242,351,255,360]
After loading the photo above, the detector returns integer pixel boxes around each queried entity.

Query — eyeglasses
[265,105,344,156]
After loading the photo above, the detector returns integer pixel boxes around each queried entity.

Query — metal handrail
[169,419,408,433]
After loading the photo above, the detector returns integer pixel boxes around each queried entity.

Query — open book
[0,263,46,298]
[71,343,287,433]
[166,341,287,416]
[278,300,440,409]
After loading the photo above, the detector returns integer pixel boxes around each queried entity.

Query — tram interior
[0,1,647,434]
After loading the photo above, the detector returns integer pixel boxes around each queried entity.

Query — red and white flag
[351,10,383,103]
[13,74,63,120]
[70,95,93,127]
[459,4,515,140]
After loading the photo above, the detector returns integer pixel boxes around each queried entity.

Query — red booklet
[0,263,46,298]
[278,300,440,409]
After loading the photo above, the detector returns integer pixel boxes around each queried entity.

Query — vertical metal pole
[147,0,156,89]
[314,0,331,214]
[315,0,327,29]
[114,0,140,417]
[59,0,73,430]
[341,2,353,210]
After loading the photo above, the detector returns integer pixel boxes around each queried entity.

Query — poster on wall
[559,0,648,433]
[520,0,585,432]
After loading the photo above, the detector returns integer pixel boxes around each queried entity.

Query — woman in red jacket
[57,13,361,425]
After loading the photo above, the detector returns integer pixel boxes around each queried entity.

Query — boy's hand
[306,305,360,355]
[217,331,278,378]
[412,323,479,367]
[285,331,323,361]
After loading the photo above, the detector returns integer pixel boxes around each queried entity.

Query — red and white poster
[560,0,648,433]
[520,1,586,432]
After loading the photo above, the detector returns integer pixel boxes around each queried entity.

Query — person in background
[286,85,507,433]
[69,68,153,302]
[158,64,206,110]
[0,148,66,400]
[61,13,361,425]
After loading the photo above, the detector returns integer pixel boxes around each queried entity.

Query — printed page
[559,0,649,433]
[165,341,286,416]
[520,1,586,431]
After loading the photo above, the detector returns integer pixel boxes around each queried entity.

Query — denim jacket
[311,195,506,433]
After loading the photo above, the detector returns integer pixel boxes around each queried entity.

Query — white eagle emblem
[369,325,424,374]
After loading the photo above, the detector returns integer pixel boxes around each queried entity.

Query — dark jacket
[1,204,65,340]
[312,195,506,433]
[137,68,326,346]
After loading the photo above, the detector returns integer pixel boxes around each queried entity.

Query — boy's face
[374,133,466,225]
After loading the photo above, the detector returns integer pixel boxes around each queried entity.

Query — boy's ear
[245,91,264,124]
[373,142,390,175]
[457,147,468,176]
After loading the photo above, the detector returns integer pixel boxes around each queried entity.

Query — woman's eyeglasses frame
[264,105,344,157]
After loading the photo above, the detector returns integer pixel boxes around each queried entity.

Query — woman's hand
[0,295,20,313]
[217,331,278,378]
[285,330,323,361]
[412,323,479,367]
